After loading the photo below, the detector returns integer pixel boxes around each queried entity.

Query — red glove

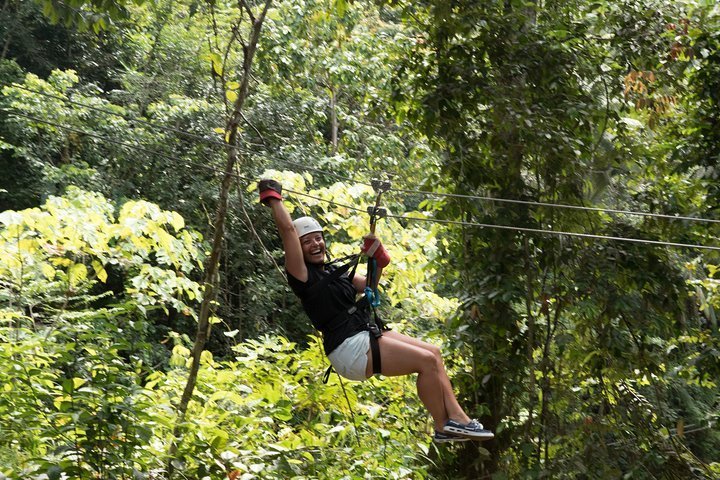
[258,179,282,205]
[362,235,391,268]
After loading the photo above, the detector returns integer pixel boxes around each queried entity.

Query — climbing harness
[321,179,391,382]
[364,179,391,375]
[364,179,390,307]
[304,253,361,300]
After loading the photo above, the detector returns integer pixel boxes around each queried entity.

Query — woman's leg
[365,334,449,430]
[381,331,471,424]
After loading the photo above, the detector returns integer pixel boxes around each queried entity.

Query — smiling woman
[258,179,494,444]
[294,217,326,263]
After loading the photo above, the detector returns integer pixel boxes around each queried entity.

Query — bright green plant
[0,184,466,479]
[0,187,203,478]
[143,334,434,479]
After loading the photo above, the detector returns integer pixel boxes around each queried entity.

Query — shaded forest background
[1,0,719,478]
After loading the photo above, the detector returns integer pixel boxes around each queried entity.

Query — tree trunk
[329,84,338,154]
[1,0,12,61]
[166,1,272,476]
[523,239,536,447]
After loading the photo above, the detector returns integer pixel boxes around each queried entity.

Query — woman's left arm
[351,267,384,293]
[352,234,389,293]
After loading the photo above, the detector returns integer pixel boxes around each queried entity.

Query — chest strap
[303,254,360,302]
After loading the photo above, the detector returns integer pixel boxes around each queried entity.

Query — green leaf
[210,53,223,76]
[91,260,108,283]
[333,0,347,17]
[41,263,56,280]
[266,8,281,21]
[68,263,88,288]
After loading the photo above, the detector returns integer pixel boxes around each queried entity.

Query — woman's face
[300,232,325,264]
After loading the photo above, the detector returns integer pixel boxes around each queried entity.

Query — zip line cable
[5,110,720,252]
[380,212,720,252]
[9,87,720,226]
[390,186,720,225]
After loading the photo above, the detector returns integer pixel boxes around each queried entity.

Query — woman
[259,179,493,443]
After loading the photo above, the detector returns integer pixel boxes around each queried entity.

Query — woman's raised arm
[258,180,308,282]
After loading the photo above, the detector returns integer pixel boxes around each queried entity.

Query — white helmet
[292,216,323,238]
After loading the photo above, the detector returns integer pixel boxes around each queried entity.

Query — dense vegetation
[1,0,718,478]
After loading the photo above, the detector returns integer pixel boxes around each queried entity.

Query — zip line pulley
[368,179,391,234]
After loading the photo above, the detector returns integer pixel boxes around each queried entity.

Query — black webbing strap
[304,254,360,301]
[367,302,387,375]
[323,365,333,383]
[370,332,381,375]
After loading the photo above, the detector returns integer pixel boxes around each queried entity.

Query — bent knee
[427,344,442,359]
[418,350,441,372]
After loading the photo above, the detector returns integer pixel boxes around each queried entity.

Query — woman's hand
[258,179,282,205]
[362,234,391,268]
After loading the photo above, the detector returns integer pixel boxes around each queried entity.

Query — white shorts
[327,331,371,381]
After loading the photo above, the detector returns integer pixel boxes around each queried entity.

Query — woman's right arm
[268,199,308,282]
[258,179,308,282]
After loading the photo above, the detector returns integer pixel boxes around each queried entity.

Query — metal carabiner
[368,179,391,234]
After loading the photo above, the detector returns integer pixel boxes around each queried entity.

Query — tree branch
[167,1,273,475]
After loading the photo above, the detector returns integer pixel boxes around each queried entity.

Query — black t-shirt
[287,262,370,355]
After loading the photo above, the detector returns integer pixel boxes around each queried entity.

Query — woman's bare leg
[381,331,471,424]
[365,335,449,430]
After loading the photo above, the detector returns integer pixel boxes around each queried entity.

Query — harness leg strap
[370,333,382,375]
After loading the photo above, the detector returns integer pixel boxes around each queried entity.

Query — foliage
[31,0,147,32]
[388,0,720,477]
[0,0,136,87]
[668,4,720,207]
[1,322,436,479]
[0,188,203,477]
[255,0,422,172]
[1,0,720,478]
[0,187,461,478]
[145,334,433,480]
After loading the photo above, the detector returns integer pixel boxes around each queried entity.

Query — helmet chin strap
[323,235,331,263]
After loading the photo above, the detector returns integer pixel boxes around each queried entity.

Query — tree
[390,0,720,476]
[167,0,274,475]
[31,0,146,32]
